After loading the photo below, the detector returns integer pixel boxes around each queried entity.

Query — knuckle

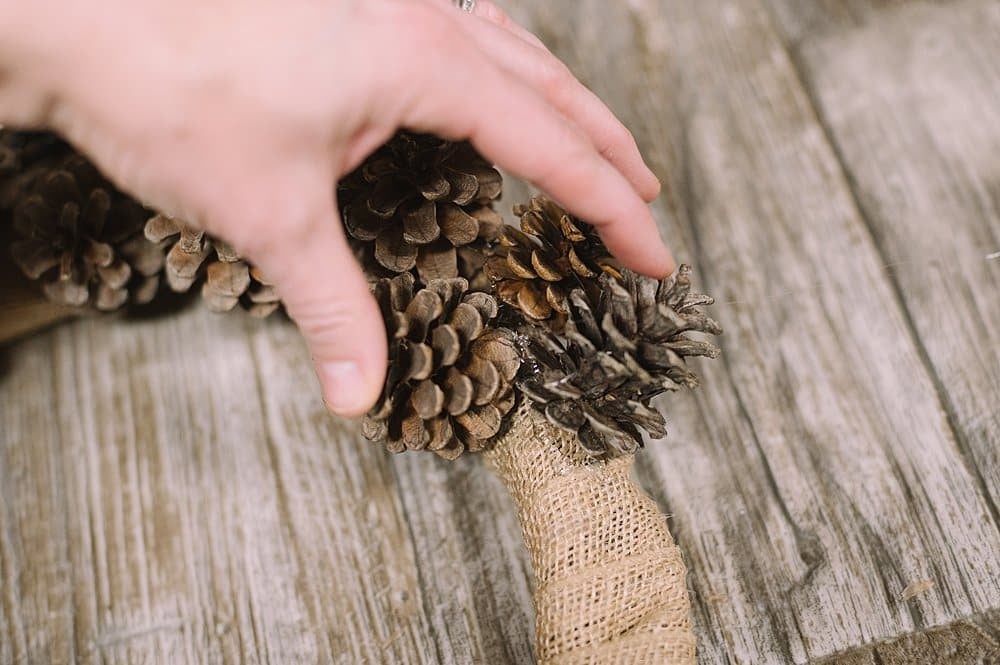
[362,0,425,24]
[537,142,598,192]
[360,0,453,69]
[602,125,637,158]
[386,2,451,49]
[539,58,573,92]
[374,4,460,96]
[618,125,637,147]
[292,300,363,341]
[480,1,512,28]
[214,192,322,264]
[289,287,383,361]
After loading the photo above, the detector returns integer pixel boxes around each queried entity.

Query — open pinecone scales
[145,214,281,318]
[7,151,164,311]
[2,128,727,465]
[486,196,621,331]
[517,264,722,457]
[1,130,77,258]
[363,272,521,459]
[0,131,69,192]
[339,132,504,286]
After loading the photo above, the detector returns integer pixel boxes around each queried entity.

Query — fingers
[429,0,660,201]
[395,14,674,277]
[466,0,548,50]
[238,184,387,417]
[468,19,660,201]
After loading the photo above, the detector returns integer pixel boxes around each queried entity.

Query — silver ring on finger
[454,0,476,13]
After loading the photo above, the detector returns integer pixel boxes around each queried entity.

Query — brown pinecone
[362,272,521,460]
[516,265,722,457]
[8,153,164,311]
[485,196,621,330]
[0,130,72,209]
[0,133,22,180]
[144,214,281,318]
[339,132,504,284]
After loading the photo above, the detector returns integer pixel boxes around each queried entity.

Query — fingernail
[320,361,368,415]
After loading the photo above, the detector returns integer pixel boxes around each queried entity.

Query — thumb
[248,195,387,417]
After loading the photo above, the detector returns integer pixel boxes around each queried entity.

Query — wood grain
[0,310,534,665]
[2,1,999,664]
[763,0,953,46]
[771,0,1000,543]
[501,0,1000,662]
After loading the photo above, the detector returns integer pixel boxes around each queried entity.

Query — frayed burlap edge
[484,404,696,665]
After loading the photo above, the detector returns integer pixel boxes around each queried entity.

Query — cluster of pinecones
[0,128,721,459]
[0,131,282,316]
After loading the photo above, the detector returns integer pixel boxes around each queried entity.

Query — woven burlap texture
[485,404,696,665]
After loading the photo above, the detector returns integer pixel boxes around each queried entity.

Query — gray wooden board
[503,0,1000,662]
[0,312,535,665]
[763,0,954,47]
[2,1,999,664]
[770,0,1000,550]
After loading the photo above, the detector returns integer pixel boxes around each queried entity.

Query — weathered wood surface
[1,1,998,664]
[0,228,73,344]
[0,312,536,665]
[772,0,1000,544]
[502,0,1000,662]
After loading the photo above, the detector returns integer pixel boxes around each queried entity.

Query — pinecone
[0,135,19,179]
[362,272,521,460]
[516,265,722,457]
[0,130,72,209]
[485,196,621,330]
[8,153,164,310]
[338,132,504,284]
[144,214,281,318]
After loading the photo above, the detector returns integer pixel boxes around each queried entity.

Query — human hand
[1,0,673,416]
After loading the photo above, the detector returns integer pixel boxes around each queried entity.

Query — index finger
[393,9,674,278]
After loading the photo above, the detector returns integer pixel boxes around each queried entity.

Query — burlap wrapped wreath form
[486,404,696,665]
[0,130,702,663]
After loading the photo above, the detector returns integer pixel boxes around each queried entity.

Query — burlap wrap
[485,405,696,665]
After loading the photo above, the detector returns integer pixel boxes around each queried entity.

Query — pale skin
[0,0,674,416]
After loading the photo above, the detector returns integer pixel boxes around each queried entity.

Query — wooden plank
[0,224,74,343]
[500,0,1000,662]
[762,0,954,46]
[0,272,73,343]
[815,610,1000,665]
[3,3,999,665]
[0,307,534,664]
[248,319,536,665]
[769,0,1000,548]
